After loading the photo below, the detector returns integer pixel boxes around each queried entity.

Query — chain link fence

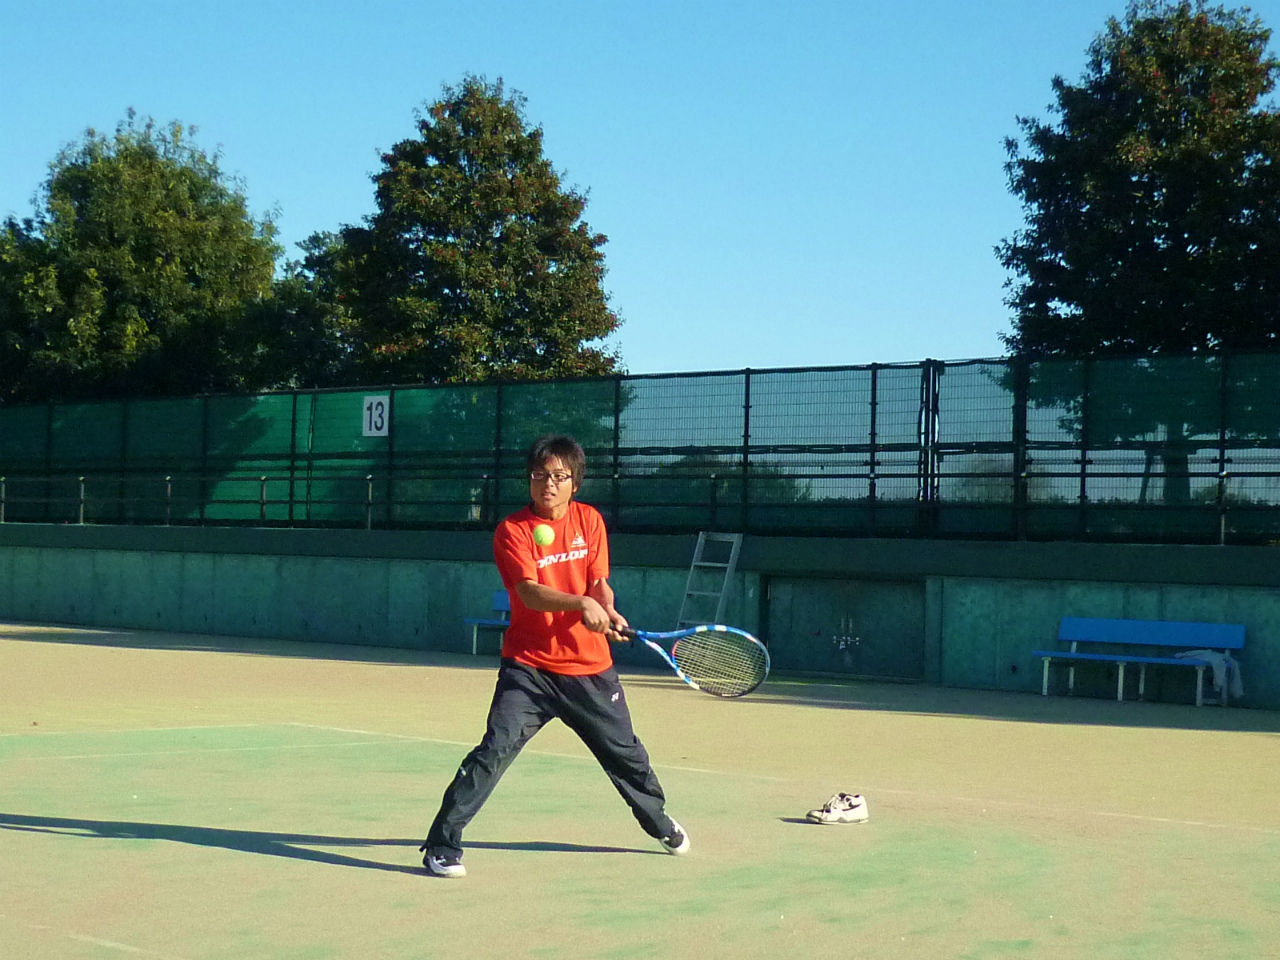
[2,353,1279,544]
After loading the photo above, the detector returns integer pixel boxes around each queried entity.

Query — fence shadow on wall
[3,353,1280,545]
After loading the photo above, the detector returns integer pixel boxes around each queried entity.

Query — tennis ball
[532,523,555,546]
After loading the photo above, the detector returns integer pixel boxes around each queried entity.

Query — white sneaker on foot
[423,849,466,878]
[806,792,869,824]
[659,819,690,855]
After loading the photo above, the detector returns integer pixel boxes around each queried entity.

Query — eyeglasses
[530,471,573,485]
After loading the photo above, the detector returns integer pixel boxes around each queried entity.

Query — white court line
[15,740,421,761]
[4,920,191,960]
[4,721,466,761]
[1093,809,1280,834]
[284,722,450,741]
[661,762,792,781]
[68,933,192,959]
[867,786,1280,836]
[9,721,1274,834]
[287,722,475,748]
[285,722,795,779]
[0,723,267,738]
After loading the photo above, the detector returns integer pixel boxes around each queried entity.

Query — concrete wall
[0,526,703,666]
[937,576,1280,705]
[1,524,1277,709]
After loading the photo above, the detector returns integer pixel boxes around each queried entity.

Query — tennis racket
[621,624,770,698]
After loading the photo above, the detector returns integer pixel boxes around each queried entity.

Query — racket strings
[672,630,768,697]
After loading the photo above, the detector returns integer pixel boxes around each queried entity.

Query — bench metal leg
[1116,662,1125,701]
[1068,664,1076,696]
[1195,666,1204,707]
[1138,663,1146,701]
[1041,658,1050,696]
[471,624,480,656]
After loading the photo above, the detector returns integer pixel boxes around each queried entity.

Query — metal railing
[4,354,1280,544]
[0,458,1272,545]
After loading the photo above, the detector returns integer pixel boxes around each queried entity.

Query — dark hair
[526,434,585,485]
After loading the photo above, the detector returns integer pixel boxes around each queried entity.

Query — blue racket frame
[622,624,770,698]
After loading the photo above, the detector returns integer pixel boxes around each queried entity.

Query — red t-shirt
[492,500,613,675]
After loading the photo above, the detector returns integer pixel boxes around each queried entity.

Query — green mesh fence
[3,354,1280,543]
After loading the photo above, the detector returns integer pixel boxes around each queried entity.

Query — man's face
[529,455,577,519]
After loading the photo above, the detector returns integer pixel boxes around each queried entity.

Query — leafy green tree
[998,2,1280,504]
[328,76,622,385]
[239,233,358,391]
[999,0,1280,355]
[0,222,58,400]
[0,112,279,401]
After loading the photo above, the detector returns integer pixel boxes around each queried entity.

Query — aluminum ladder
[676,531,742,628]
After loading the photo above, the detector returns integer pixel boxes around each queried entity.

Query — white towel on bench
[1175,650,1244,700]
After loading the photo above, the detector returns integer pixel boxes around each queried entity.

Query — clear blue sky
[4,0,1280,375]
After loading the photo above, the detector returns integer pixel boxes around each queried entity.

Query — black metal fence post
[917,360,942,537]
[1012,356,1030,540]
[385,389,396,528]
[612,376,622,524]
[1217,353,1230,545]
[1077,359,1093,539]
[199,396,210,524]
[741,369,752,531]
[868,364,879,528]
[288,392,299,527]
[492,383,504,526]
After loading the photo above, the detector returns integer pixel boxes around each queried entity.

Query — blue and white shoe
[806,792,869,824]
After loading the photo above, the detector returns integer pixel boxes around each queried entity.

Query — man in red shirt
[421,435,688,878]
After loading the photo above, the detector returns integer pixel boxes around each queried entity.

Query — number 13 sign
[363,395,390,437]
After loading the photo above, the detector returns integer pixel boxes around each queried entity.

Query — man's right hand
[578,596,612,633]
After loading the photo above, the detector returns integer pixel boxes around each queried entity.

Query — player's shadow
[0,812,654,874]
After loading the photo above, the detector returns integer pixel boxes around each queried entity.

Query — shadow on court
[7,619,1280,734]
[0,812,655,875]
[0,621,497,670]
[624,672,1280,733]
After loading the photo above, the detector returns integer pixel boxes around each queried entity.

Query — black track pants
[425,659,674,857]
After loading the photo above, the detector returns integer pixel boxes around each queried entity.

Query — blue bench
[1033,616,1244,706]
[464,589,510,655]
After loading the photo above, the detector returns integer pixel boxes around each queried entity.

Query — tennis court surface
[3,622,1278,960]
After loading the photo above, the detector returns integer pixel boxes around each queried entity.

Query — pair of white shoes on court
[806,792,869,824]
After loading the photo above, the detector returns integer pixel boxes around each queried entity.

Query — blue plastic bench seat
[1032,616,1244,706]
[464,589,510,655]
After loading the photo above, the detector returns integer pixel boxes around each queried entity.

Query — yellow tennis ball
[532,523,555,546]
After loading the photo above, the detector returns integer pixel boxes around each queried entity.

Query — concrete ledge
[2,523,1279,586]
